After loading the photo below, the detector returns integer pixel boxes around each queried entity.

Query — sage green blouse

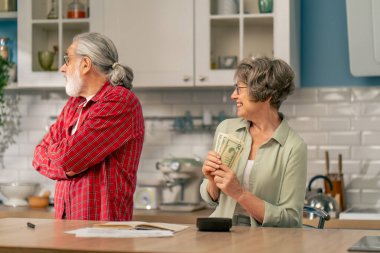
[200,117,307,227]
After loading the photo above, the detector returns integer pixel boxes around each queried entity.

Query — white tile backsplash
[351,117,380,131]
[318,88,351,102]
[352,88,380,101]
[162,91,192,104]
[362,132,380,145]
[4,87,380,209]
[298,132,328,145]
[295,104,328,117]
[351,146,380,159]
[288,117,318,131]
[329,131,360,145]
[319,118,350,131]
[328,103,361,116]
[361,103,380,116]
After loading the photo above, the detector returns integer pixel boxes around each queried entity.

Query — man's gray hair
[73,32,133,89]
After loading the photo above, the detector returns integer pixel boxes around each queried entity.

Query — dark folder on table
[348,236,380,252]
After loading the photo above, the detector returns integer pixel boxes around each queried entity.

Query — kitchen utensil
[0,182,38,207]
[28,195,49,208]
[38,51,55,71]
[324,150,330,175]
[324,153,346,211]
[306,175,339,219]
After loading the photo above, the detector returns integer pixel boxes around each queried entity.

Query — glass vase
[258,0,273,13]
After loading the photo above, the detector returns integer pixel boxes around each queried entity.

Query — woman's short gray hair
[73,32,133,89]
[234,57,295,110]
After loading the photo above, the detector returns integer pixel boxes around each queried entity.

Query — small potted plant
[0,55,20,169]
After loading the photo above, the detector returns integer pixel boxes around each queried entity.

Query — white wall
[2,87,380,208]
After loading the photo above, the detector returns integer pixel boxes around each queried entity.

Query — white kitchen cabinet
[104,0,299,88]
[103,0,194,88]
[17,0,299,88]
[195,0,300,87]
[17,0,103,87]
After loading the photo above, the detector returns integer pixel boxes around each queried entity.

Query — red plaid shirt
[33,82,144,221]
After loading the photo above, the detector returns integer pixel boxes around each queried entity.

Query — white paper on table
[65,227,174,238]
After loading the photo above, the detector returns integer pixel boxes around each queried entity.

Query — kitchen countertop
[2,205,380,230]
[0,205,212,223]
[0,205,55,219]
[0,217,379,253]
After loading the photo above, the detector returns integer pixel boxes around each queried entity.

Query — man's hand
[66,171,76,177]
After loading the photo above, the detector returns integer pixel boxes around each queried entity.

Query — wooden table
[0,218,380,253]
[3,204,380,230]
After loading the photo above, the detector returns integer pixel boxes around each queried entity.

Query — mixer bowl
[0,182,38,207]
[38,51,55,71]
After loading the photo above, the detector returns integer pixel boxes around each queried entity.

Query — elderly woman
[200,57,307,227]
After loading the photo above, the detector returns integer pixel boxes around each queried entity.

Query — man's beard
[65,62,83,97]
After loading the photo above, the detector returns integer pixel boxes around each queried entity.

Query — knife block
[324,173,346,211]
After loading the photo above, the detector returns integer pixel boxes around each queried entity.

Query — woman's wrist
[207,181,220,201]
[236,188,248,203]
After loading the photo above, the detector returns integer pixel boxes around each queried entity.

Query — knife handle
[324,151,330,175]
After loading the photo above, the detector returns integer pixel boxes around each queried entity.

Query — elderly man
[33,33,144,221]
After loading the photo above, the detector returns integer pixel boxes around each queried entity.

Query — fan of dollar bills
[214,133,244,168]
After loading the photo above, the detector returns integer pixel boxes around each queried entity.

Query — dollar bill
[214,133,244,168]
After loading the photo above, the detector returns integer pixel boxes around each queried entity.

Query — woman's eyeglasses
[234,83,248,95]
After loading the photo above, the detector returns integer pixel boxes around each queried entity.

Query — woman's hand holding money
[211,164,244,200]
[202,151,222,201]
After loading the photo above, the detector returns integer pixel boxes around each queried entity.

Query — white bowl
[0,182,38,207]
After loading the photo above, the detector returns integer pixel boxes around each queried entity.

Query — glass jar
[47,0,59,19]
[67,0,86,19]
[0,37,9,61]
[258,0,273,13]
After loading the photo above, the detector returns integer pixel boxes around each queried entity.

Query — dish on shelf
[0,182,38,207]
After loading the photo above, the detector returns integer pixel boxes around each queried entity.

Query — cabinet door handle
[199,76,207,82]
[183,76,191,82]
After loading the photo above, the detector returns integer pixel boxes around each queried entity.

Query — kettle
[306,175,339,219]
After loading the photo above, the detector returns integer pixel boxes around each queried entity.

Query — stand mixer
[156,157,205,212]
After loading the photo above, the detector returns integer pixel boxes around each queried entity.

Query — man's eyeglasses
[63,54,86,66]
[63,55,71,66]
[234,83,248,95]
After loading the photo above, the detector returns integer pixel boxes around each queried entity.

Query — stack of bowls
[0,182,38,207]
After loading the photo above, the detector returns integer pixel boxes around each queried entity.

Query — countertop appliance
[156,157,205,212]
[305,175,339,219]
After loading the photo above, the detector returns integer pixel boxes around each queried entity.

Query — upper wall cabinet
[195,0,300,87]
[346,0,380,77]
[104,0,300,88]
[103,0,194,88]
[17,0,103,87]
[17,0,299,88]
